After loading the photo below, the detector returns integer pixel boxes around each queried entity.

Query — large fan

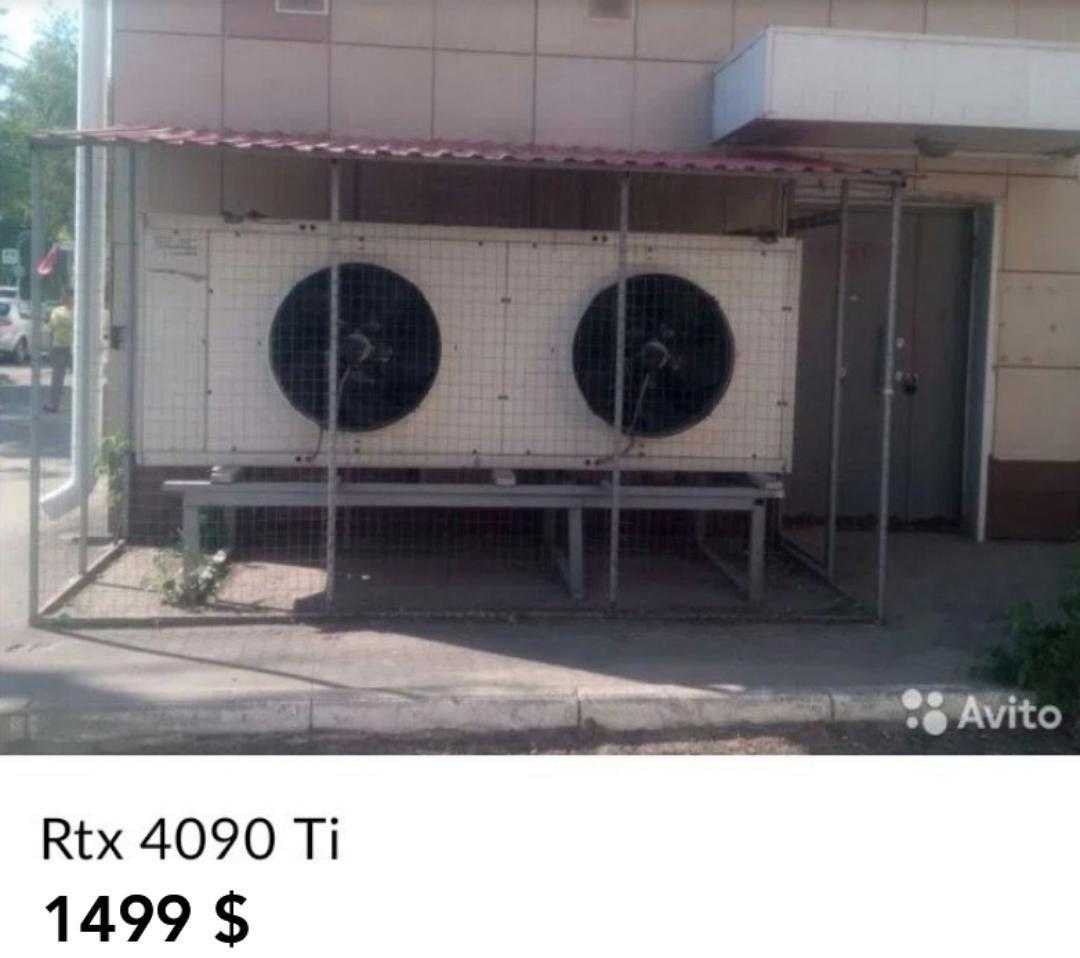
[270,262,441,432]
[572,273,735,438]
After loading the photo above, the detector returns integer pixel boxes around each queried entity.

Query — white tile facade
[331,44,434,136]
[114,32,224,127]
[632,60,715,150]
[110,0,1080,154]
[332,0,436,47]
[224,38,330,133]
[537,0,635,57]
[636,0,734,62]
[535,55,634,147]
[113,0,223,34]
[434,51,534,141]
[434,0,536,52]
[110,0,1080,469]
[926,0,1019,38]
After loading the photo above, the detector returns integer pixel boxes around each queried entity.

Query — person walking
[44,287,73,414]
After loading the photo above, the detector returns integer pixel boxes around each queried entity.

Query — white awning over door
[714,27,1080,157]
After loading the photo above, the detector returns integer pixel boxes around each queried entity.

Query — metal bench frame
[164,476,783,604]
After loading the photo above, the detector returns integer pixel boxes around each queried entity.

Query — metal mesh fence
[28,147,889,624]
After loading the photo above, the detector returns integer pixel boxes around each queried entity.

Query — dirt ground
[57,538,855,620]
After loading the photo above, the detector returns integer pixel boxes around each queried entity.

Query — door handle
[895,370,920,395]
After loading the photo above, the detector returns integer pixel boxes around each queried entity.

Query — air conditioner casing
[137,215,802,473]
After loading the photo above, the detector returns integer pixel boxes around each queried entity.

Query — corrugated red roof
[33,126,900,180]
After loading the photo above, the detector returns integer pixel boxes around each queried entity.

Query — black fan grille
[269,262,441,432]
[572,273,735,438]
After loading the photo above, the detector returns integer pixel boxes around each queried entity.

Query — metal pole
[825,179,851,580]
[78,145,93,575]
[325,160,342,608]
[28,146,44,624]
[608,173,630,605]
[123,147,138,540]
[876,184,903,622]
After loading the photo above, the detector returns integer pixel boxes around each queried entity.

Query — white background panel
[139,230,209,456]
[204,225,505,460]
[142,217,800,472]
[207,229,332,456]
[504,235,799,468]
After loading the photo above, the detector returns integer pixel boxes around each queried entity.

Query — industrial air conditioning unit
[137,215,801,473]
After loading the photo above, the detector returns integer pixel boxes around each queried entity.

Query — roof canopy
[33,125,901,182]
[715,27,1080,157]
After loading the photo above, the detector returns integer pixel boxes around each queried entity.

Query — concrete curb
[831,688,1015,723]
[579,690,832,732]
[311,690,579,737]
[0,685,1022,747]
[2,697,312,745]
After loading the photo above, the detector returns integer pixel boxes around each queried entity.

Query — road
[0,360,71,628]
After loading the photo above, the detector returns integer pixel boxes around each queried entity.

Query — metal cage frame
[26,129,905,625]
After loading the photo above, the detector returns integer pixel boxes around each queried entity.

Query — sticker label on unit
[145,230,207,279]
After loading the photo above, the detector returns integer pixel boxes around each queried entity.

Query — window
[275,0,329,15]
[588,0,632,20]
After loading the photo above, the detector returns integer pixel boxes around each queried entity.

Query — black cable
[596,370,654,466]
[596,337,673,464]
[304,366,353,463]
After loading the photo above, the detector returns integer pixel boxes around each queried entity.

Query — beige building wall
[109,0,1080,533]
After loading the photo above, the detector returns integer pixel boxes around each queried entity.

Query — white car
[0,293,52,364]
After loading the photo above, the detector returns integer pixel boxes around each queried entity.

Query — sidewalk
[0,608,1054,747]
[2,465,1077,749]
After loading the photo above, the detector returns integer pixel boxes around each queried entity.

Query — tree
[0,8,15,92]
[0,7,77,283]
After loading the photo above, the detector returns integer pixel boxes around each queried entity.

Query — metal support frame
[166,479,781,605]
[22,132,907,626]
[608,172,631,605]
[77,145,93,574]
[824,180,851,580]
[693,505,767,603]
[38,540,125,619]
[543,508,585,600]
[325,160,342,607]
[876,184,904,622]
[28,146,44,624]
[122,147,139,540]
[775,174,895,618]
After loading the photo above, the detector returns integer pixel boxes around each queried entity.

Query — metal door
[789,208,973,524]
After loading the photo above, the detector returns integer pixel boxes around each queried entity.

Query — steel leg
[609,173,631,605]
[748,503,766,604]
[77,145,93,576]
[542,508,556,548]
[567,507,584,600]
[28,148,44,623]
[826,180,851,581]
[693,512,707,548]
[325,160,342,607]
[547,508,585,600]
[223,508,238,549]
[182,502,199,576]
[876,184,904,623]
[694,508,762,603]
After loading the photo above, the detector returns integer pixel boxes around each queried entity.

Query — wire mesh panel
[574,273,736,439]
[200,224,505,467]
[592,248,836,616]
[506,236,799,472]
[29,151,875,623]
[272,263,441,433]
[33,145,119,619]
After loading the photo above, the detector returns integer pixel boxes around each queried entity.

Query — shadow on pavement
[0,368,71,463]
